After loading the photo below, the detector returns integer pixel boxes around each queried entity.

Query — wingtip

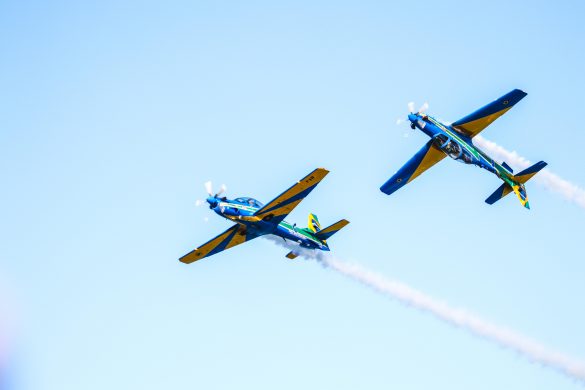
[513,88,528,97]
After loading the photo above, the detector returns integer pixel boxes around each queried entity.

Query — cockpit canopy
[234,197,264,208]
[432,134,474,164]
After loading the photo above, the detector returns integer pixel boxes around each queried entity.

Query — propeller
[216,184,227,197]
[408,102,415,114]
[205,181,213,196]
[204,181,227,198]
[401,101,430,129]
[408,101,428,114]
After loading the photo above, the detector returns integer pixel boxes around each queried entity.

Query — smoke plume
[474,136,585,209]
[265,237,585,383]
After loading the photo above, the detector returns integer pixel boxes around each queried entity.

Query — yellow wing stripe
[254,168,329,219]
[180,224,250,264]
[258,199,303,219]
[408,146,446,183]
[453,107,512,137]
[225,225,248,250]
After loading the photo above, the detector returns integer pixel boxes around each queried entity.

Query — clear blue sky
[1,0,584,389]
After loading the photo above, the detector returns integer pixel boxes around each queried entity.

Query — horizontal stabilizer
[315,219,350,241]
[485,183,513,205]
[485,161,547,208]
[285,251,299,260]
[514,161,547,184]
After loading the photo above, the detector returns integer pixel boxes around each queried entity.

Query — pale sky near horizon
[1,1,585,389]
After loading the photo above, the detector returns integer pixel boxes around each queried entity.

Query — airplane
[380,89,547,209]
[180,168,349,264]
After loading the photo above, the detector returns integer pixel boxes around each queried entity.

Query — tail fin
[315,219,350,241]
[307,213,322,233]
[485,161,547,209]
[501,162,513,174]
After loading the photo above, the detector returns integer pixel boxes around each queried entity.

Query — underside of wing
[380,140,446,196]
[451,89,527,138]
[253,168,329,225]
[180,224,261,264]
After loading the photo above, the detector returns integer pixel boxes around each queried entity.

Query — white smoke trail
[264,237,585,382]
[322,257,585,383]
[474,135,585,209]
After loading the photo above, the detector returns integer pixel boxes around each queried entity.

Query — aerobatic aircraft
[180,168,349,263]
[381,89,547,209]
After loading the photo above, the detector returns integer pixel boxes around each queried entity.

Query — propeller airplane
[180,168,349,264]
[381,89,547,209]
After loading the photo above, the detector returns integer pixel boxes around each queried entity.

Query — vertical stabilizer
[307,213,321,233]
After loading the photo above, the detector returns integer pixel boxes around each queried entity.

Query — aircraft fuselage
[208,199,329,251]
[409,113,524,191]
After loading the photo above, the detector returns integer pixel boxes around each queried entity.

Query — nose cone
[408,113,418,123]
[206,196,218,208]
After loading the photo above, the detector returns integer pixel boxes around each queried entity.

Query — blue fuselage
[409,113,512,180]
[206,197,329,251]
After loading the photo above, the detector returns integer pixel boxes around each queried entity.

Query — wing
[451,89,527,138]
[380,140,446,196]
[180,224,261,264]
[253,168,329,225]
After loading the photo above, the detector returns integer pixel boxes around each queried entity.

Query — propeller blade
[408,102,415,113]
[216,184,227,196]
[195,199,205,207]
[204,181,213,196]
[396,118,406,125]
[418,102,429,114]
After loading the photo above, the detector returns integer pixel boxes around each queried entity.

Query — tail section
[485,182,513,205]
[514,161,547,184]
[284,218,349,260]
[315,219,350,241]
[485,161,547,209]
[307,213,322,233]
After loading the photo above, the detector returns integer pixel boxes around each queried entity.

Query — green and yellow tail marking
[307,213,321,233]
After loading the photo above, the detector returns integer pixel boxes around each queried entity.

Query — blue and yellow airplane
[180,168,349,264]
[381,89,547,209]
